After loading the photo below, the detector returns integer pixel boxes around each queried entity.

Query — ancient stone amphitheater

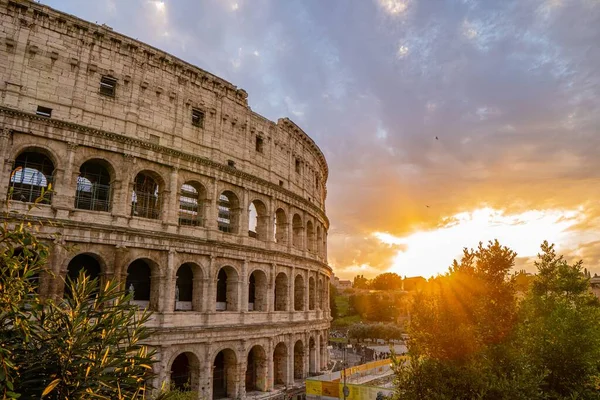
[0,1,331,398]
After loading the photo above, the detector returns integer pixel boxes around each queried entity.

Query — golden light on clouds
[377,0,409,15]
[374,207,586,278]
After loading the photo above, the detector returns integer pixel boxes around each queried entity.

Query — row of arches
[7,149,327,256]
[64,253,329,312]
[168,337,327,398]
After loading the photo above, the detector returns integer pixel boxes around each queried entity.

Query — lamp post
[343,344,352,400]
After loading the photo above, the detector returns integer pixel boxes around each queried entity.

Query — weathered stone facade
[0,1,331,398]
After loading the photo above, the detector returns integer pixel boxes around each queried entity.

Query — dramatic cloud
[43,0,600,278]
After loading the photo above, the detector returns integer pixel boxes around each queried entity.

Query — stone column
[205,179,218,231]
[240,259,248,312]
[240,188,250,236]
[287,335,295,386]
[51,142,77,214]
[0,128,12,201]
[205,256,216,312]
[288,266,295,316]
[163,167,179,225]
[304,270,310,314]
[112,154,135,219]
[46,238,67,300]
[114,245,129,290]
[267,338,274,391]
[162,250,177,312]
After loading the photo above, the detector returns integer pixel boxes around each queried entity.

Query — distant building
[590,275,600,299]
[402,276,426,291]
[331,274,352,290]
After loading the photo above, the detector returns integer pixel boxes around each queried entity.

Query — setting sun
[374,207,586,278]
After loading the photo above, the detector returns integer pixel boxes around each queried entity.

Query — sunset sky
[44,0,600,279]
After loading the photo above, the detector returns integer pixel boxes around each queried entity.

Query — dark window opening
[227,160,235,168]
[192,109,204,127]
[10,151,54,204]
[279,180,284,187]
[36,106,52,118]
[75,160,111,212]
[100,76,117,97]
[295,159,301,174]
[255,136,263,153]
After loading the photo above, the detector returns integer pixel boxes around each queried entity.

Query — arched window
[292,214,303,248]
[179,182,206,226]
[170,352,200,392]
[245,346,267,392]
[213,349,237,399]
[306,220,315,252]
[126,259,153,308]
[9,151,54,204]
[317,279,323,310]
[131,172,161,219]
[273,342,288,386]
[75,159,112,212]
[274,272,289,311]
[294,340,304,379]
[316,226,322,255]
[248,270,267,311]
[65,254,102,298]
[294,275,305,311]
[248,200,268,240]
[216,266,239,311]
[309,277,316,310]
[218,191,240,233]
[274,208,288,244]
[175,263,193,311]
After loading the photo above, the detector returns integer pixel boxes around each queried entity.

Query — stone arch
[292,213,303,248]
[170,351,201,392]
[248,269,267,312]
[248,199,268,240]
[309,276,316,311]
[175,263,204,311]
[294,274,305,311]
[317,278,323,310]
[293,340,304,380]
[218,190,240,234]
[309,336,317,375]
[179,181,207,227]
[273,342,288,386]
[75,158,114,212]
[131,170,163,220]
[306,220,315,252]
[274,272,289,311]
[9,148,56,204]
[274,208,288,244]
[213,348,238,399]
[216,265,239,311]
[126,258,158,310]
[245,345,268,392]
[64,253,103,298]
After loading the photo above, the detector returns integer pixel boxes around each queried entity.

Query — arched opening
[213,349,237,399]
[131,171,161,219]
[317,279,323,310]
[75,159,112,212]
[273,342,288,387]
[306,220,315,252]
[292,214,303,248]
[245,345,267,393]
[170,352,200,392]
[216,266,239,311]
[294,340,304,380]
[9,150,54,204]
[309,337,317,375]
[175,263,193,311]
[309,277,316,311]
[126,259,153,309]
[274,273,288,311]
[64,254,102,298]
[294,275,305,311]
[218,190,240,233]
[248,270,267,312]
[316,226,322,255]
[248,200,268,240]
[179,182,206,226]
[274,208,288,244]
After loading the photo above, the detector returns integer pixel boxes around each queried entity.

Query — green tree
[0,218,157,399]
[394,240,540,399]
[518,241,600,399]
[330,283,339,319]
[353,274,370,289]
[371,272,403,291]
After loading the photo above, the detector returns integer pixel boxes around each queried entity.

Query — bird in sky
[435,136,439,140]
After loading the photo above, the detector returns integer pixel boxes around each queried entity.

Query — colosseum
[0,1,331,398]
